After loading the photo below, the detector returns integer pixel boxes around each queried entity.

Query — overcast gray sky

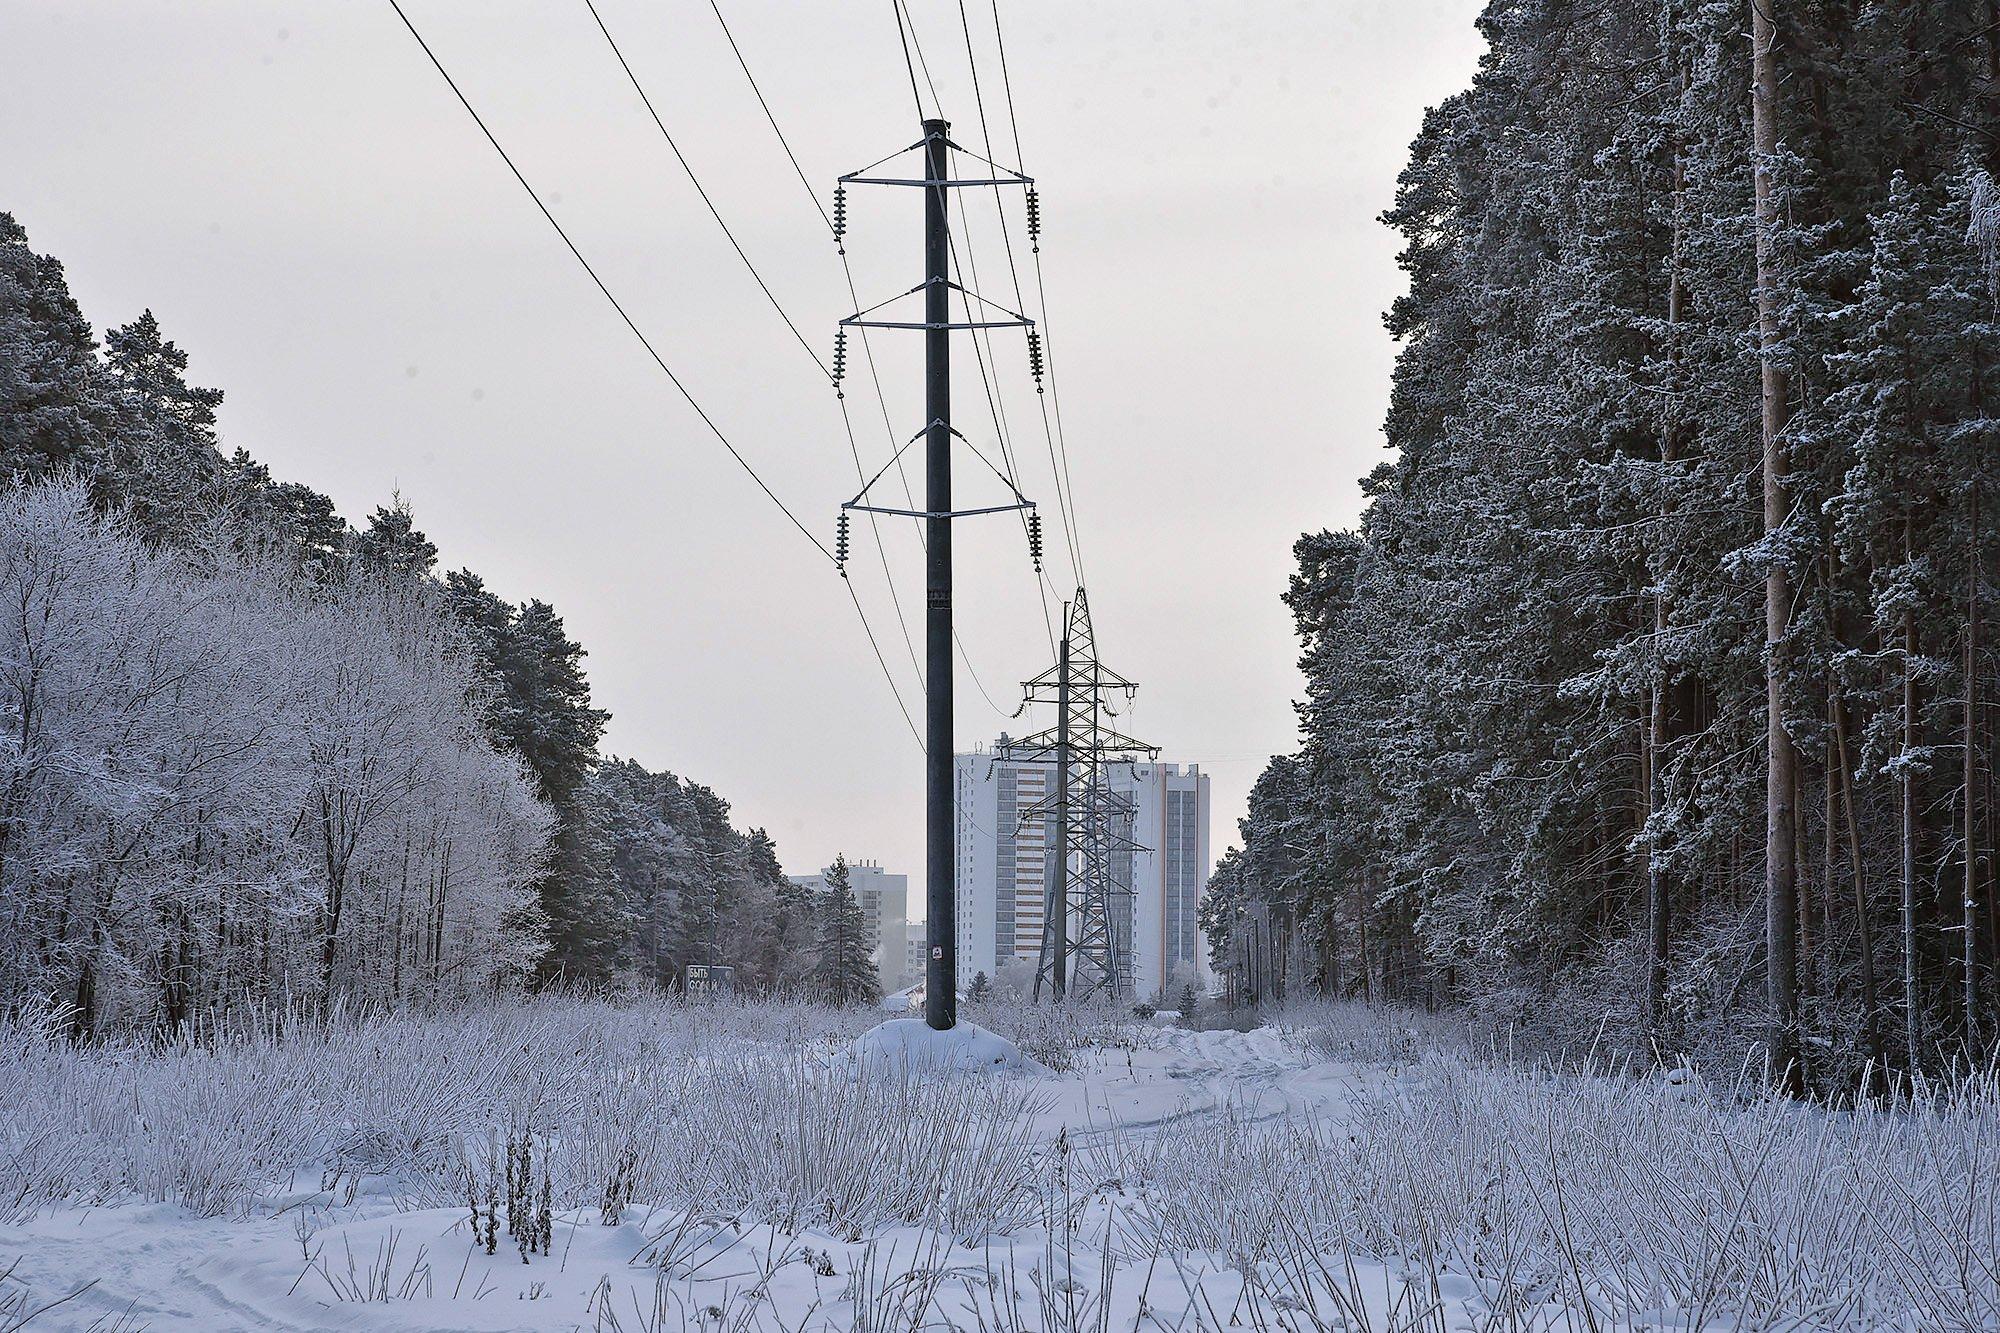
[5,0,1483,892]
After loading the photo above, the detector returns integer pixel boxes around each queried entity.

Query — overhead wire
[898,0,1057,678]
[580,0,926,699]
[385,0,831,563]
[894,0,947,121]
[889,0,929,122]
[386,0,927,747]
[704,0,1006,715]
[987,0,1087,589]
[706,0,831,230]
[847,579,925,750]
[583,0,827,380]
[947,0,1070,620]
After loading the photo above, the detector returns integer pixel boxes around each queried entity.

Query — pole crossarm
[838,136,1031,189]
[843,317,1030,330]
[842,421,1034,518]
[998,729,1155,763]
[839,280,1032,329]
[846,500,1031,520]
[840,175,1030,189]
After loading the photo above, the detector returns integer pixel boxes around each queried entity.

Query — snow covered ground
[4,997,2000,1330]
[3,1013,1372,1332]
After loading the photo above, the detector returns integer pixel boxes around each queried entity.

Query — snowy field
[4,998,2000,1331]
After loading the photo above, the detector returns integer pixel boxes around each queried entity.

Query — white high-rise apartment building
[954,741,1212,1000]
[1114,761,1213,1000]
[953,745,1049,982]
[788,860,910,988]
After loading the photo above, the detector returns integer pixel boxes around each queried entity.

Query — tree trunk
[1323,885,1341,998]
[1645,690,1669,1038]
[1904,578,1922,1072]
[1824,696,1837,1006]
[1966,481,1982,1054]
[1645,98,1691,1050]
[1750,0,1802,1094]
[1359,871,1376,1007]
[1833,690,1884,1084]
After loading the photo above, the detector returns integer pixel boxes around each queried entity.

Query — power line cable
[585,0,924,693]
[386,0,833,563]
[943,4,1077,603]
[584,0,828,380]
[895,0,947,119]
[987,0,1087,588]
[889,0,929,121]
[901,0,1063,673]
[847,579,925,750]
[874,0,1062,655]
[618,0,1004,725]
[388,0,929,746]
[839,396,926,687]
[706,0,831,231]
[946,0,1080,588]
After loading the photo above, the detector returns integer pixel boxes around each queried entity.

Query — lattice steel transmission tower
[997,589,1158,1001]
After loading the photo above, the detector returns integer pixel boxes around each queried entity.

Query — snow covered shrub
[1275,996,1489,1066]
[0,1014,329,1218]
[528,1049,1048,1244]
[967,995,1135,1073]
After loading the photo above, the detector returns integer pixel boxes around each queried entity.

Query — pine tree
[810,856,880,1007]
[445,573,618,983]
[99,310,225,545]
[1203,0,2000,1088]
[356,495,439,582]
[0,213,114,484]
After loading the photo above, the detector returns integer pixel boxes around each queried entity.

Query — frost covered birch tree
[0,478,550,1035]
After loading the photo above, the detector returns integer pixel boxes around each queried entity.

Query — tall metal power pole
[833,121,1041,1031]
[921,119,955,1031]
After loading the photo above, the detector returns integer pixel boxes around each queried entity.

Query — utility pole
[923,118,955,1031]
[833,121,1040,1032]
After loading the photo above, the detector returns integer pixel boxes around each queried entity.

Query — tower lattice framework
[998,589,1158,1000]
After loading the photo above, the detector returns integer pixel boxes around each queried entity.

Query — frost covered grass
[1207,1000,2000,1329]
[0,993,997,1233]
[11,994,2000,1328]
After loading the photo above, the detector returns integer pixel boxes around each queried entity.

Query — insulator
[1025,188,1041,248]
[836,511,851,577]
[1026,328,1045,391]
[832,186,847,242]
[1027,510,1044,573]
[832,328,848,385]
